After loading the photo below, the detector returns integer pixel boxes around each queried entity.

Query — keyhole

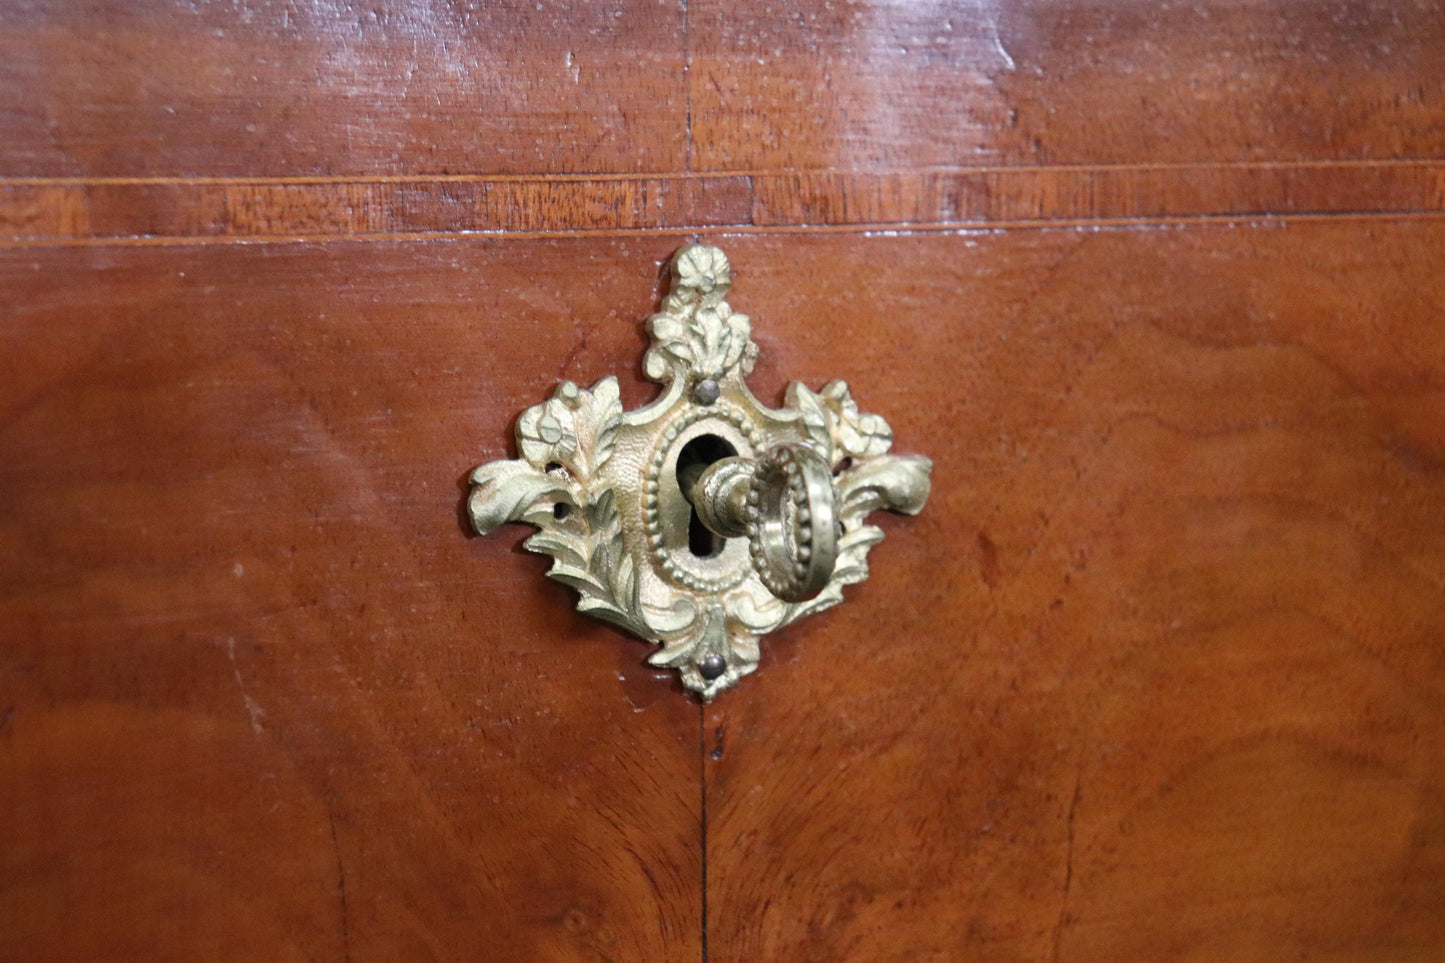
[676,434,738,558]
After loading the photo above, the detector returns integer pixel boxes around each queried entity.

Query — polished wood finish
[703,225,1445,961]
[4,0,1445,959]
[4,0,1441,178]
[0,242,705,961]
[4,162,1444,244]
[689,0,1445,169]
[0,0,687,177]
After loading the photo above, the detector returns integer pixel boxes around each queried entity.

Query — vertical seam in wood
[682,0,693,172]
[699,704,709,963]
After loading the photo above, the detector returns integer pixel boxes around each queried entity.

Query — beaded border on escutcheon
[745,445,813,600]
[642,401,764,593]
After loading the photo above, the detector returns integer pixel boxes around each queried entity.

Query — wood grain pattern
[0,175,754,243]
[0,240,707,961]
[3,162,1445,244]
[0,0,687,177]
[7,0,1444,180]
[701,224,1445,961]
[689,0,1445,170]
[6,0,1445,958]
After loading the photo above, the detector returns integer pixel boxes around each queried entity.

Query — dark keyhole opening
[676,434,738,558]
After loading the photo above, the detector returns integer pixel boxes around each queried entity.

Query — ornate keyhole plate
[467,246,931,699]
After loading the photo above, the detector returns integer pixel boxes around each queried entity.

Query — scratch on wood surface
[222,637,266,735]
[1052,759,1083,963]
[329,810,353,963]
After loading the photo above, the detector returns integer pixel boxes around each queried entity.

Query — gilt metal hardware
[466,245,931,699]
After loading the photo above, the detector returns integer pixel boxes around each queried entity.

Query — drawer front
[4,2,1445,960]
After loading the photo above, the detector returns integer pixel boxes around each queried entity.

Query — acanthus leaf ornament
[467,245,931,699]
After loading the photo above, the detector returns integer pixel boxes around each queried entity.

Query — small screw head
[693,379,721,405]
[699,654,727,680]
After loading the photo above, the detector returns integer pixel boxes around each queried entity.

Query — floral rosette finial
[673,245,730,299]
[644,245,759,384]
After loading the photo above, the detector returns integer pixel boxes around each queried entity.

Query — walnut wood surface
[703,225,1445,961]
[2,0,1442,178]
[6,227,1443,960]
[0,0,688,177]
[0,242,706,961]
[4,0,1445,960]
[689,0,1445,170]
[4,162,1444,244]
